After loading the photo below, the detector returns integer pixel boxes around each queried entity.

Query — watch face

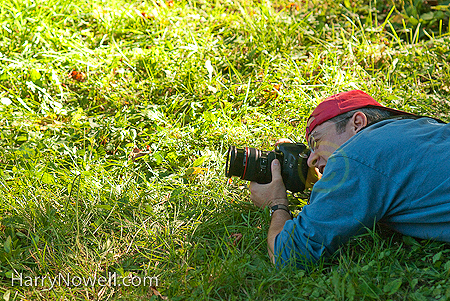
[270,205,278,216]
[270,205,281,215]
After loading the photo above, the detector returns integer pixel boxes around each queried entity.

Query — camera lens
[225,146,245,178]
[225,146,272,183]
[225,143,310,192]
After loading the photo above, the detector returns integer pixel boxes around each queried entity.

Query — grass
[0,0,450,299]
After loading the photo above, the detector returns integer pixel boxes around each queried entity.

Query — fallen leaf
[230,233,243,246]
[287,3,300,11]
[129,147,151,161]
[263,83,282,100]
[150,286,167,299]
[68,70,86,82]
[140,11,153,19]
[184,167,208,179]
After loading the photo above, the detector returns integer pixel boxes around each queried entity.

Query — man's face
[306,120,355,174]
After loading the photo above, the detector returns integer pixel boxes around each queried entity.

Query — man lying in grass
[250,90,450,269]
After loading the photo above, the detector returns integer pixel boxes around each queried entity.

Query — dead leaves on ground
[139,0,175,19]
[68,70,86,82]
[129,146,151,161]
[230,233,243,246]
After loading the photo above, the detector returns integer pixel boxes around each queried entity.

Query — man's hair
[330,107,395,134]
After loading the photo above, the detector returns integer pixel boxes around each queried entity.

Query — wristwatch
[270,204,293,218]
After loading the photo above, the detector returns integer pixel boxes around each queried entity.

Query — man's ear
[351,111,368,133]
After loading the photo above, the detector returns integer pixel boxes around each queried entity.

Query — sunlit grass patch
[1,0,450,299]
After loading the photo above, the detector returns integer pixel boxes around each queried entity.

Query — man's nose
[307,151,318,168]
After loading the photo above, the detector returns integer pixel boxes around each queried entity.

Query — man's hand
[249,158,292,265]
[305,166,322,190]
[249,159,288,208]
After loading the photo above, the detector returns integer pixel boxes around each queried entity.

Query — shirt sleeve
[274,154,400,269]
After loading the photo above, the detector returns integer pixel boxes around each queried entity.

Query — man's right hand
[249,159,288,208]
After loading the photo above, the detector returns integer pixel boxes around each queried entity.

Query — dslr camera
[225,143,310,193]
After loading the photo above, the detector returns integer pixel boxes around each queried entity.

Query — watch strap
[270,204,293,218]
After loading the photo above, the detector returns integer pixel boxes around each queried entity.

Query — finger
[271,159,283,181]
[305,167,322,189]
[275,138,293,146]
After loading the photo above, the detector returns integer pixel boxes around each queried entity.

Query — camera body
[225,143,310,193]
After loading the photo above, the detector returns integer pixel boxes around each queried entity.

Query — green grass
[1,0,450,299]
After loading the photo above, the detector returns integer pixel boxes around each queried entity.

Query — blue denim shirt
[274,118,450,268]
